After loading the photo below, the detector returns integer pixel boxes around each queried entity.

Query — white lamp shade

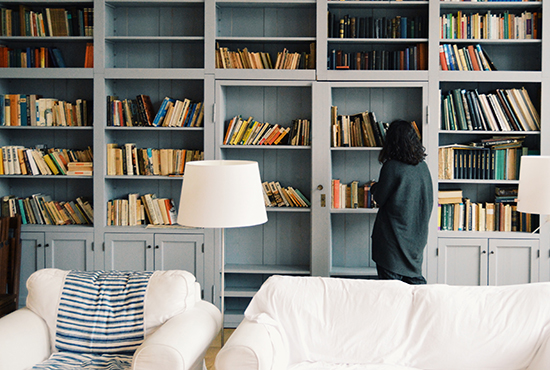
[517,156,550,214]
[177,160,268,228]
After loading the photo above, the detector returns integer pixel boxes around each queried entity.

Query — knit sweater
[371,159,433,277]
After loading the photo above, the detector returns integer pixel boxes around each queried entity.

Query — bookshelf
[427,0,547,287]
[1,0,549,324]
[215,79,312,326]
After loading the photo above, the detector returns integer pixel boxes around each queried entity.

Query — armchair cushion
[27,269,197,354]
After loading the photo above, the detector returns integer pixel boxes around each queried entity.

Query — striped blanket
[32,270,153,370]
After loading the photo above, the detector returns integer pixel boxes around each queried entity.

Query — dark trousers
[377,265,427,285]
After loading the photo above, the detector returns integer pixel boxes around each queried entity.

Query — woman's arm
[371,162,395,207]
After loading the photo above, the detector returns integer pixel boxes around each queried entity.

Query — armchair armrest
[0,308,51,370]
[528,331,550,370]
[215,319,289,370]
[132,300,222,370]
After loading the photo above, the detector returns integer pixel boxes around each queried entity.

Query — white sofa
[0,268,222,370]
[216,275,550,370]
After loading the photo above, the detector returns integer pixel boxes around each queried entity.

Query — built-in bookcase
[215,79,312,326]
[429,0,546,286]
[213,0,316,79]
[2,0,550,320]
[323,82,427,278]
[318,0,429,81]
[104,0,205,69]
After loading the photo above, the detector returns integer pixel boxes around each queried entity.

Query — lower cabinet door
[45,232,94,271]
[154,233,204,288]
[438,238,488,286]
[488,238,539,286]
[19,232,46,307]
[104,233,155,271]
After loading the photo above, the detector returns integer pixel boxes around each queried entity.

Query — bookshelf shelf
[105,37,204,42]
[437,230,539,239]
[438,71,542,82]
[0,69,94,78]
[220,145,310,150]
[331,208,378,214]
[439,130,540,135]
[224,264,310,275]
[104,69,205,78]
[330,266,377,277]
[329,38,428,44]
[328,1,429,7]
[266,207,311,213]
[439,1,542,10]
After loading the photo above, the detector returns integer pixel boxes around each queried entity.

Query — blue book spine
[19,94,27,126]
[152,97,175,127]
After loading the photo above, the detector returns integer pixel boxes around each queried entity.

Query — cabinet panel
[154,233,204,288]
[105,233,154,271]
[489,239,539,286]
[438,238,488,286]
[45,232,94,271]
[19,232,45,307]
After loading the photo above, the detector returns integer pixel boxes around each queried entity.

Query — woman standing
[371,120,433,284]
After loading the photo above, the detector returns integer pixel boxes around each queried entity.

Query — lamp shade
[177,160,268,228]
[517,156,550,214]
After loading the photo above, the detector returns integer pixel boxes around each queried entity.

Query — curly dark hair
[378,120,426,165]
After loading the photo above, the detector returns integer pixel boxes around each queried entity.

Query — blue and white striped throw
[31,353,133,370]
[55,270,153,354]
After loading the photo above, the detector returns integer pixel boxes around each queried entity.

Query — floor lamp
[177,160,268,343]
[517,156,550,233]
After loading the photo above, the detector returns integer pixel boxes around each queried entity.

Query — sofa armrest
[132,300,222,370]
[0,308,51,370]
[215,319,289,370]
[527,331,550,370]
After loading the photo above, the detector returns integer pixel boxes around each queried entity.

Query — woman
[371,120,433,284]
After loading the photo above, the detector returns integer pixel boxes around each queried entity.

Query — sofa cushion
[245,275,550,370]
[289,363,421,370]
[408,283,550,370]
[245,276,417,366]
[26,268,197,353]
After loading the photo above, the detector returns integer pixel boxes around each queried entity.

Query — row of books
[107,193,177,227]
[441,1,536,2]
[439,43,495,71]
[0,145,93,176]
[329,44,427,71]
[262,181,310,208]
[107,95,203,128]
[223,116,311,146]
[439,201,535,232]
[2,194,93,225]
[328,14,426,39]
[331,179,377,209]
[0,45,66,68]
[0,94,91,126]
[441,87,540,132]
[106,143,203,176]
[331,107,396,148]
[0,6,93,37]
[438,140,529,180]
[440,11,541,40]
[216,44,315,70]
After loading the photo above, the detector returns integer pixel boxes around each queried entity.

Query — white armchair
[0,268,222,370]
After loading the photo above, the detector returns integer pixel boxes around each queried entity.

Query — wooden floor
[205,329,234,370]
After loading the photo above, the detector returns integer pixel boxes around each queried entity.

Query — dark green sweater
[371,159,433,277]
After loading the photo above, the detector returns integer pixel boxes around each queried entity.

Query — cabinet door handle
[155,245,159,249]
[489,251,495,255]
[147,245,152,249]
[481,250,487,254]
[37,243,42,248]
[44,243,49,248]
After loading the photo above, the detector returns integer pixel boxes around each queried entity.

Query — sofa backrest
[245,275,550,369]
[26,268,197,353]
